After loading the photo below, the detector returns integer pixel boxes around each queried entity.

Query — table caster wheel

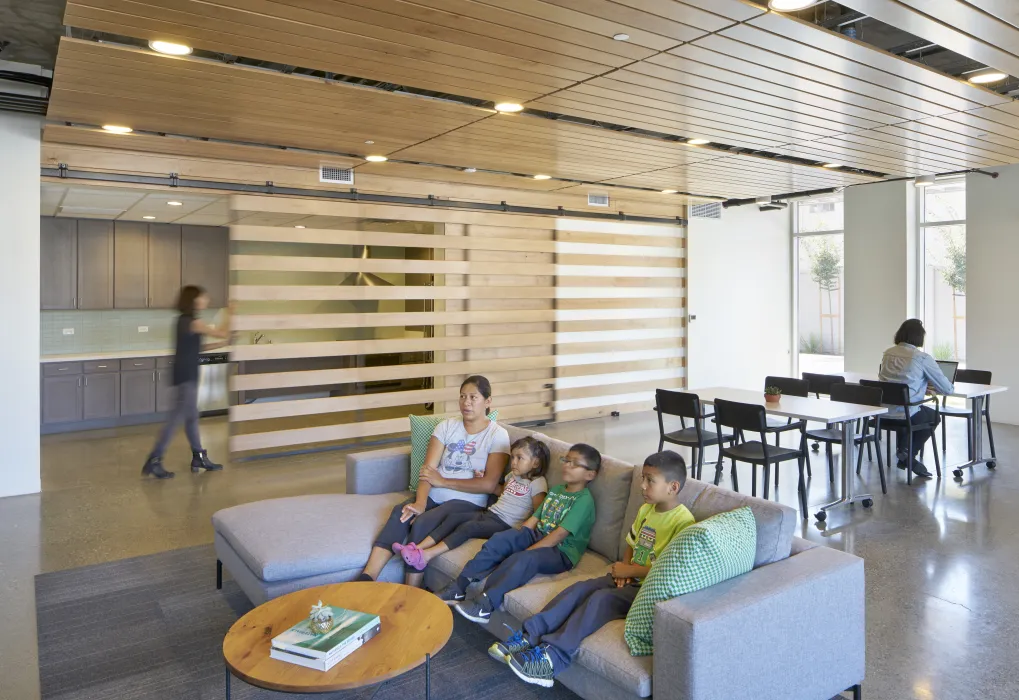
[987,460,997,469]
[815,511,826,522]
[953,469,964,479]
[811,443,820,453]
[862,499,873,508]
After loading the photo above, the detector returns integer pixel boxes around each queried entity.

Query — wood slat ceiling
[48,0,1019,200]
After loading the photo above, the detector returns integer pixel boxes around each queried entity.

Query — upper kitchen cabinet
[76,220,114,309]
[148,224,182,309]
[40,217,78,310]
[182,226,229,308]
[113,221,149,308]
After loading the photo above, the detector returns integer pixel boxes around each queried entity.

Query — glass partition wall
[794,195,845,375]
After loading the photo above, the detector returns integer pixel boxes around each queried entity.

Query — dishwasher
[197,353,231,415]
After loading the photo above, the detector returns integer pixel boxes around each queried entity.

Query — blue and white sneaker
[454,592,493,624]
[508,645,556,688]
[488,625,531,664]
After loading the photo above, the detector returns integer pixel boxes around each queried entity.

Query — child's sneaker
[488,625,530,664]
[454,592,493,624]
[508,645,556,688]
[434,583,466,606]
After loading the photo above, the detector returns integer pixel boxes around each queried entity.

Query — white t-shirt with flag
[429,417,511,507]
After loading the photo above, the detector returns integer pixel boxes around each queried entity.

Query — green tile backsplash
[41,309,223,356]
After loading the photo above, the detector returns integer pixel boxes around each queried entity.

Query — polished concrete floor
[2,412,1018,699]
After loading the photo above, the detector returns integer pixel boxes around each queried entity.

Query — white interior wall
[843,181,916,373]
[686,204,792,390]
[967,165,1019,424]
[0,111,42,497]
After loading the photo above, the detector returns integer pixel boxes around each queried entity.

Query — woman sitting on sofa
[358,375,511,586]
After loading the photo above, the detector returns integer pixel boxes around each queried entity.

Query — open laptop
[936,360,959,383]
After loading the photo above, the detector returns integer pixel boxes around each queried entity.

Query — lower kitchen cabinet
[42,375,83,425]
[83,372,120,420]
[156,366,176,412]
[121,369,157,416]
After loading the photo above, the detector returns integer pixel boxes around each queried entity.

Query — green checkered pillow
[408,412,498,489]
[624,506,756,656]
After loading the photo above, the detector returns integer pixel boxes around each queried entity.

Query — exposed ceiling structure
[31,0,1019,201]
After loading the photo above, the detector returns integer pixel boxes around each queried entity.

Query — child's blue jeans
[454,527,572,607]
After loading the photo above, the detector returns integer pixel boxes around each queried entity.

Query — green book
[271,607,381,660]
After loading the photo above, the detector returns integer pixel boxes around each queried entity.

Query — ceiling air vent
[587,193,610,207]
[690,202,723,220]
[320,165,354,185]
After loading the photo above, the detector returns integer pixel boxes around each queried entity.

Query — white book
[271,606,381,660]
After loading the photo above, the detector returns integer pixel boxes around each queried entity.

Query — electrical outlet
[138,326,149,333]
[62,328,75,335]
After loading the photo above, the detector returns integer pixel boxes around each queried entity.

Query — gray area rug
[36,544,581,699]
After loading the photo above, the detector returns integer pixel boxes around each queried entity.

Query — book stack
[270,606,382,672]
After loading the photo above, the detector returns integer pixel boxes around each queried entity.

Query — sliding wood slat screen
[228,195,685,454]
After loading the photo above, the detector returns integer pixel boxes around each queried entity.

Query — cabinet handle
[152,372,155,382]
[134,362,143,366]
[77,377,81,387]
[85,377,88,387]
[98,365,107,368]
[58,367,68,371]
[72,296,76,307]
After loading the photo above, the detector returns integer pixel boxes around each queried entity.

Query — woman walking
[141,285,231,479]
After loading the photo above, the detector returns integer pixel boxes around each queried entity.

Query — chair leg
[866,440,873,462]
[797,455,808,519]
[941,416,947,453]
[856,437,864,475]
[751,465,757,497]
[930,430,941,478]
[876,437,887,495]
[965,416,973,461]
[986,412,997,459]
[658,437,664,452]
[713,457,723,486]
[697,447,706,482]
[775,460,780,490]
[906,433,913,485]
[851,684,862,700]
[691,447,698,479]
[763,463,771,499]
[805,445,813,478]
[886,436,891,471]
[826,443,835,483]
[731,459,739,492]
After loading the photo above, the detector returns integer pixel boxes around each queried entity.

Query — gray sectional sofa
[213,423,865,700]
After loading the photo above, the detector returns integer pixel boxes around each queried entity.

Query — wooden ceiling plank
[534,0,720,37]
[624,0,765,25]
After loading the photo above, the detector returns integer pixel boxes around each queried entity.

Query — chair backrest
[713,398,767,434]
[831,382,883,408]
[764,376,809,398]
[859,379,909,408]
[655,388,702,421]
[956,368,991,385]
[802,372,846,397]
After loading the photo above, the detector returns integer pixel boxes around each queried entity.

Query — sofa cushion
[689,485,796,568]
[624,506,757,656]
[212,493,406,582]
[620,469,709,560]
[504,574,652,697]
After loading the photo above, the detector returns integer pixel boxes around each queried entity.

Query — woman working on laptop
[879,319,954,478]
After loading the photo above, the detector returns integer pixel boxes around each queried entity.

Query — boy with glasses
[437,444,601,625]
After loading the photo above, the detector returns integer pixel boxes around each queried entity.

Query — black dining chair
[763,375,810,441]
[712,398,808,518]
[804,383,887,494]
[860,379,941,483]
[655,389,732,480]
[939,368,996,462]
[802,372,847,456]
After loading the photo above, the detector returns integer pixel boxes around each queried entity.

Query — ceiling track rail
[41,166,688,226]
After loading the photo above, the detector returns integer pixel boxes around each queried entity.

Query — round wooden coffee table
[223,582,453,698]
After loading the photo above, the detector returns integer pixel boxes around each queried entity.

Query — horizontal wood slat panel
[231,285,683,302]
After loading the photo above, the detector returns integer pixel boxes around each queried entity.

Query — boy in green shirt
[437,444,601,625]
[491,450,694,688]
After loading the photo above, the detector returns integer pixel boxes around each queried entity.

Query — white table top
[688,387,887,424]
[840,372,1008,399]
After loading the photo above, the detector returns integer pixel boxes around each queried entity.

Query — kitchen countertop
[41,348,233,363]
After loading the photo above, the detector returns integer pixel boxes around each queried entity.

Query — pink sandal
[392,543,406,555]
[401,543,428,571]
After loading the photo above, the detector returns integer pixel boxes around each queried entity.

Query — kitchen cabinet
[182,226,229,308]
[83,372,120,420]
[156,360,176,412]
[114,221,149,309]
[42,375,83,424]
[148,224,182,309]
[40,218,78,310]
[121,369,156,416]
[76,220,114,309]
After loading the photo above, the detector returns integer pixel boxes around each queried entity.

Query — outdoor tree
[806,237,842,354]
[940,231,966,359]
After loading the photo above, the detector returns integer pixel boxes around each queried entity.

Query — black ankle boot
[191,450,223,473]
[142,455,175,479]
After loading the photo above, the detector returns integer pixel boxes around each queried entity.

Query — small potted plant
[764,386,782,404]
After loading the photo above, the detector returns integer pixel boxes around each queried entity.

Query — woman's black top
[173,314,201,385]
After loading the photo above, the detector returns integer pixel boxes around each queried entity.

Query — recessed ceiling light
[767,0,819,10]
[167,201,183,206]
[364,155,388,162]
[968,69,1008,84]
[661,189,679,194]
[102,125,133,134]
[533,174,552,180]
[494,102,524,113]
[914,175,936,187]
[364,140,374,144]
[294,225,306,229]
[687,138,711,146]
[148,40,193,56]
[822,163,841,168]
[463,167,477,173]
[613,33,630,41]
[143,215,156,220]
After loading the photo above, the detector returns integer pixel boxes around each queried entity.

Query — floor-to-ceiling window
[794,194,844,375]
[919,179,966,364]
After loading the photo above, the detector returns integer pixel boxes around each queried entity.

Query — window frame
[916,177,966,363]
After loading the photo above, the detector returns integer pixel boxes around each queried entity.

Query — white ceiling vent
[320,164,354,185]
[690,202,723,220]
[587,193,610,207]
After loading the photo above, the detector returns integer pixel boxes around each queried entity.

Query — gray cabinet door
[83,373,120,420]
[77,220,114,309]
[114,221,149,308]
[182,226,228,308]
[121,369,156,416]
[42,376,83,424]
[40,218,78,310]
[156,368,176,412]
[148,224,182,309]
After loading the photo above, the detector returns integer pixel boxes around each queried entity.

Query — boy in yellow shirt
[489,450,695,688]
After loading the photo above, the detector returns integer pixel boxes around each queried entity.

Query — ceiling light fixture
[661,189,679,194]
[494,102,524,113]
[364,140,374,144]
[102,125,133,134]
[463,167,477,173]
[294,225,306,229]
[143,215,156,220]
[914,175,936,187]
[148,40,193,56]
[167,201,183,206]
[613,33,630,41]
[533,174,552,180]
[687,138,711,146]
[967,69,1008,84]
[364,155,388,162]
[767,0,820,11]
[822,163,841,168]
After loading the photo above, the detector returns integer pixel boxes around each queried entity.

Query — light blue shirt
[878,343,955,416]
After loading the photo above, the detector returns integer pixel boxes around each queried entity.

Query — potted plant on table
[764,386,782,404]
